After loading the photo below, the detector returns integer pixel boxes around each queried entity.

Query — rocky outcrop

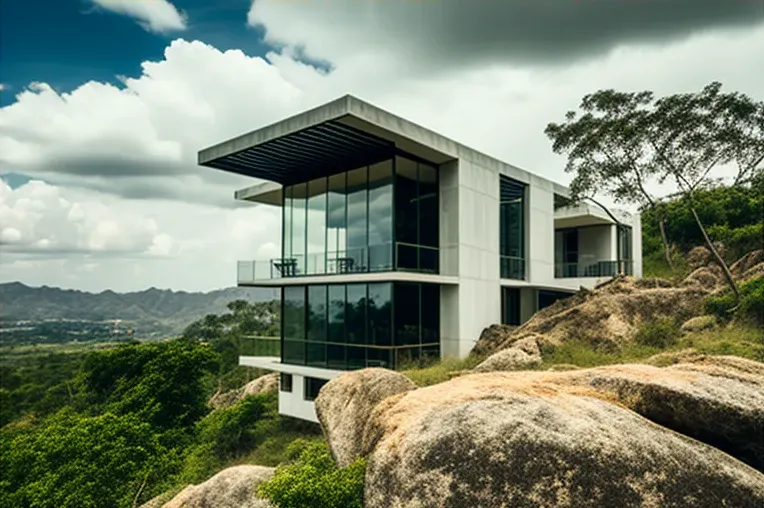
[359,368,764,508]
[153,465,273,508]
[681,314,717,332]
[208,373,279,410]
[473,339,541,372]
[315,368,416,467]
[474,276,709,357]
[731,249,764,281]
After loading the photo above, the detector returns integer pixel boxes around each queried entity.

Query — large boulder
[562,362,764,470]
[362,370,764,508]
[159,465,273,508]
[730,249,764,279]
[208,373,279,410]
[315,368,417,467]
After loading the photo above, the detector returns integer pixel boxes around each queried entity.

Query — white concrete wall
[578,225,614,266]
[524,175,556,287]
[278,374,319,423]
[632,212,643,277]
[440,158,501,358]
[439,160,459,277]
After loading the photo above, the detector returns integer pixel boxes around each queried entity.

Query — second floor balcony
[237,242,439,284]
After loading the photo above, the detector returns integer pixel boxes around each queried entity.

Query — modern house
[198,95,642,422]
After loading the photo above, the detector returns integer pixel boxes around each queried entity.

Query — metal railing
[500,256,526,280]
[239,335,280,357]
[555,260,633,278]
[237,242,439,283]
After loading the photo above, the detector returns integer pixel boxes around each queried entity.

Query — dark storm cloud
[254,0,764,67]
[391,0,764,64]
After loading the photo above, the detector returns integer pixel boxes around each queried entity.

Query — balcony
[237,242,439,284]
[555,260,634,279]
[500,256,526,280]
[239,336,280,357]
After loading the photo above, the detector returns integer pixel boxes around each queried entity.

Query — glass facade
[501,287,521,326]
[280,282,440,370]
[500,176,526,279]
[279,155,438,277]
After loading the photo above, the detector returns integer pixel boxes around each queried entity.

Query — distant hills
[0,282,279,342]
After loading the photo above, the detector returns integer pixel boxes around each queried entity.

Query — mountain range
[0,282,278,339]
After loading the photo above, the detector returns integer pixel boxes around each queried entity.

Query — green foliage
[258,441,366,508]
[402,355,486,387]
[635,318,682,348]
[642,176,764,263]
[0,409,178,508]
[80,339,219,429]
[706,277,764,327]
[178,391,322,484]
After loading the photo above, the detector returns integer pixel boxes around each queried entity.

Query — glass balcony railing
[237,242,439,283]
[500,256,526,280]
[239,336,280,357]
[555,260,633,278]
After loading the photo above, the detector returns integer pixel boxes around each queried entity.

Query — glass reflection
[291,183,307,275]
[346,167,368,271]
[368,160,393,271]
[307,178,327,274]
[327,173,347,273]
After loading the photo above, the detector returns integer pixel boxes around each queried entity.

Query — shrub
[635,318,682,348]
[706,277,764,326]
[258,441,366,508]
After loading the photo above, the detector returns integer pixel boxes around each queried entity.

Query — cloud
[248,0,764,71]
[0,178,174,256]
[88,0,187,34]
[1,14,762,291]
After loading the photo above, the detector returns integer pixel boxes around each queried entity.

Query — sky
[0,0,762,293]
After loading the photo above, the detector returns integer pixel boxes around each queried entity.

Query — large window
[280,282,439,370]
[500,176,526,279]
[501,287,520,326]
[281,155,437,277]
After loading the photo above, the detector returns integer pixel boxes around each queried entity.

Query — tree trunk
[689,205,739,299]
[658,217,673,269]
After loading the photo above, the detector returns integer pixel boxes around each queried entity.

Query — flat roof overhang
[554,204,633,229]
[198,95,456,186]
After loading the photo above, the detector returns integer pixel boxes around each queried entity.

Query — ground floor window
[538,290,572,311]
[279,373,293,393]
[304,377,328,401]
[281,282,440,370]
[501,287,521,325]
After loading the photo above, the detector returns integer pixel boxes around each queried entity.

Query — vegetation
[642,176,763,278]
[546,81,764,294]
[0,301,320,508]
[706,277,764,327]
[634,318,682,349]
[259,440,367,508]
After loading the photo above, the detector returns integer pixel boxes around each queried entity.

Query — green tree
[79,339,219,429]
[546,82,764,295]
[0,409,177,508]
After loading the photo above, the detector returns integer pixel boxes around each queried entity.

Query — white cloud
[0,178,172,256]
[0,15,762,292]
[88,0,187,34]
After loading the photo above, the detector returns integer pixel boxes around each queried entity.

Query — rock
[472,347,541,373]
[315,368,416,467]
[643,348,704,367]
[473,277,708,356]
[681,265,726,290]
[562,362,764,470]
[471,324,517,357]
[362,370,764,508]
[240,373,279,398]
[730,249,764,279]
[161,465,273,508]
[510,335,541,356]
[208,373,279,410]
[546,363,581,371]
[681,314,717,332]
[688,245,715,269]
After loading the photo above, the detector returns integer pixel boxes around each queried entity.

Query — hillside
[0,282,278,342]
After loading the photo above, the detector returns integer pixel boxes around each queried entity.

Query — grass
[402,323,763,386]
[401,355,485,387]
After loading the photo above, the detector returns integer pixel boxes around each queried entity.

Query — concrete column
[526,175,555,287]
[632,212,643,277]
